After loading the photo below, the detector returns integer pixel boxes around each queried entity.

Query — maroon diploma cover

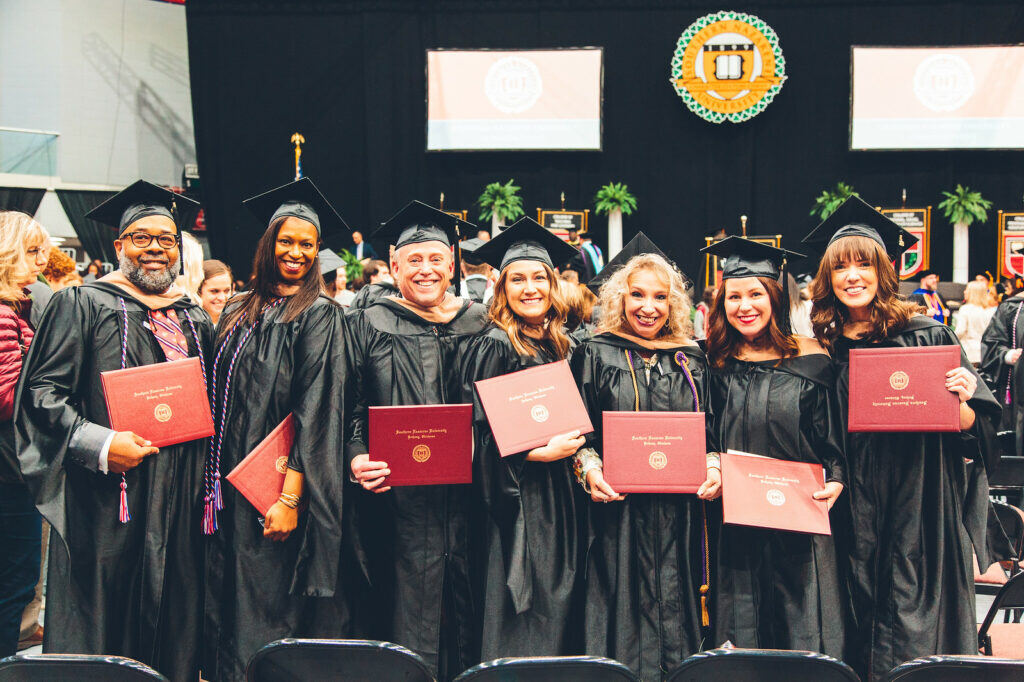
[100,357,214,447]
[721,450,831,535]
[474,360,593,457]
[226,414,294,516]
[369,404,473,486]
[847,345,960,432]
[602,411,706,493]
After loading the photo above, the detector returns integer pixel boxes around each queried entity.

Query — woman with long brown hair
[803,197,999,680]
[203,179,350,682]
[702,236,846,657]
[569,235,720,681]
[463,218,585,659]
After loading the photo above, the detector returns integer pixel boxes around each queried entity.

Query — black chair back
[246,639,435,682]
[978,571,1024,654]
[885,655,1024,681]
[666,648,858,682]
[0,654,167,681]
[454,656,639,682]
[993,501,1024,559]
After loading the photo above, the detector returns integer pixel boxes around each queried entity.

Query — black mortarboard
[319,248,344,276]
[700,236,804,281]
[373,200,474,249]
[702,236,804,334]
[916,269,938,280]
[459,237,487,266]
[802,196,917,259]
[86,180,201,236]
[473,217,579,272]
[586,231,688,294]
[242,177,350,238]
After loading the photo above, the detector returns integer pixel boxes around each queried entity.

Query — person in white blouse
[955,280,997,364]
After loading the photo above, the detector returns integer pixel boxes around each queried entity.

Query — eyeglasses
[121,232,179,249]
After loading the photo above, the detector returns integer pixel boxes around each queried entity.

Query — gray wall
[0,0,194,187]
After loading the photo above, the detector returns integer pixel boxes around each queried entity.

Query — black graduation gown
[344,297,488,680]
[833,315,1000,680]
[709,353,847,656]
[980,293,1024,432]
[346,282,399,313]
[14,282,213,682]
[463,326,584,659]
[204,295,349,682]
[571,333,718,681]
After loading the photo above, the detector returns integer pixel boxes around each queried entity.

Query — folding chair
[885,655,1024,681]
[454,656,639,682]
[246,639,435,682]
[0,654,167,681]
[665,648,859,682]
[978,570,1024,657]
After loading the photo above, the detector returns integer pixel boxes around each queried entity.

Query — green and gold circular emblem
[670,11,787,124]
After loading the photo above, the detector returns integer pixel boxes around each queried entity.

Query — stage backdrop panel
[851,45,1024,151]
[426,48,602,151]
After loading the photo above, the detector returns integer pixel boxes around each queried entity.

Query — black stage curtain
[56,190,118,265]
[186,0,1024,281]
[0,187,46,217]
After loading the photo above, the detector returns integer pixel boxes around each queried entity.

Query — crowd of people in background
[0,183,1020,682]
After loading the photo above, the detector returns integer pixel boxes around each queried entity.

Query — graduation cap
[373,200,475,249]
[701,236,804,281]
[242,177,350,240]
[701,236,805,334]
[802,196,918,259]
[586,231,687,294]
[473,217,579,272]
[86,180,201,236]
[459,237,487,266]
[318,248,345,277]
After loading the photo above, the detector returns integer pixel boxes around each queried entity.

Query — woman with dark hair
[198,259,234,324]
[463,218,585,659]
[569,236,721,681]
[803,197,999,680]
[203,179,350,682]
[701,237,846,657]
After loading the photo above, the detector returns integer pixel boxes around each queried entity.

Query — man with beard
[345,201,487,679]
[14,181,211,681]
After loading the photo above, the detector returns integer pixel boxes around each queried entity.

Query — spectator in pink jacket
[0,211,50,656]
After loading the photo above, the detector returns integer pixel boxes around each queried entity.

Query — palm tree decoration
[810,182,859,220]
[594,182,638,258]
[938,184,992,283]
[339,248,363,283]
[477,179,525,235]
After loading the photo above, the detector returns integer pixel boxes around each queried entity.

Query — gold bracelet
[278,492,300,509]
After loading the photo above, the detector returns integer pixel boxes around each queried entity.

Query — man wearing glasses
[15,181,213,682]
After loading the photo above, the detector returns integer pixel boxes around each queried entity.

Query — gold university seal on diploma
[530,404,550,423]
[154,403,172,423]
[275,456,289,474]
[889,371,910,391]
[649,451,668,470]
[670,11,786,123]
[412,444,432,463]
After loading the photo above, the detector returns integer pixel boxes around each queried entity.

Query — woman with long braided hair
[202,179,350,682]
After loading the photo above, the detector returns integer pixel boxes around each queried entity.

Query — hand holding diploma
[697,466,721,500]
[945,367,977,431]
[351,453,391,493]
[106,432,159,474]
[527,430,585,463]
[586,468,626,503]
[812,481,844,510]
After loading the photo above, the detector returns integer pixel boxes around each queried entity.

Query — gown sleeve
[342,311,369,466]
[980,301,1018,394]
[464,333,535,614]
[288,301,348,597]
[14,288,99,540]
[815,366,848,486]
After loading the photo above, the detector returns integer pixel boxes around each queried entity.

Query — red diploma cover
[847,345,960,432]
[226,414,294,516]
[474,360,593,457]
[721,450,831,535]
[100,357,214,447]
[369,404,473,486]
[601,411,706,493]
